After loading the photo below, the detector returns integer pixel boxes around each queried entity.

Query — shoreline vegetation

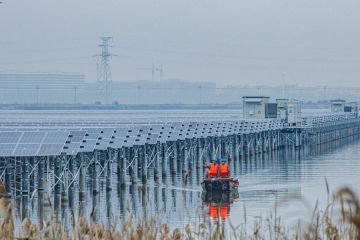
[0,182,359,240]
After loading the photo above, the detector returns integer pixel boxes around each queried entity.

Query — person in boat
[207,159,219,178]
[219,158,229,178]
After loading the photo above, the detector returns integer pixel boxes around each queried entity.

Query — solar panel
[43,131,69,143]
[109,137,125,148]
[62,142,81,155]
[79,139,97,152]
[100,128,115,138]
[84,132,100,139]
[19,131,45,143]
[0,144,16,157]
[82,128,101,134]
[95,139,110,150]
[146,135,158,145]
[68,130,86,142]
[123,137,135,147]
[0,132,22,144]
[38,143,64,156]
[14,144,40,156]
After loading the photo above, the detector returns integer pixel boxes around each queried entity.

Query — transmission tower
[94,37,116,104]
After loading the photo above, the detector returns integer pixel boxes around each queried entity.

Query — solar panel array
[0,119,283,157]
[0,131,68,157]
[304,112,357,127]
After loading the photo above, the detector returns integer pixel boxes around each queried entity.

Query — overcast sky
[0,0,359,87]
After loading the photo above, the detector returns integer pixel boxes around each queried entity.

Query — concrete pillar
[22,157,29,196]
[196,138,201,169]
[118,149,126,188]
[170,142,176,175]
[79,153,86,200]
[29,157,35,195]
[106,152,113,191]
[92,151,100,195]
[4,158,11,193]
[161,143,167,177]
[182,140,187,174]
[154,143,160,180]
[129,147,137,184]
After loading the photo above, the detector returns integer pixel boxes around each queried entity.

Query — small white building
[242,96,269,118]
[276,98,288,120]
[276,98,302,126]
[287,99,302,125]
[331,99,346,113]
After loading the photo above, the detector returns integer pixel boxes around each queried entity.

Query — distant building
[276,98,302,126]
[81,80,217,104]
[276,99,288,120]
[286,99,302,126]
[330,99,346,113]
[0,73,84,104]
[0,73,217,104]
[242,96,270,118]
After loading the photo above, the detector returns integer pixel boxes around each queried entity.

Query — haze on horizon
[0,0,359,87]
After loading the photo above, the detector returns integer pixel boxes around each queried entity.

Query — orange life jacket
[220,163,229,177]
[208,163,219,177]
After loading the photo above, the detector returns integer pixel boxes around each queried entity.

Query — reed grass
[0,182,359,239]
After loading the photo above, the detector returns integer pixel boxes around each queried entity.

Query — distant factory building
[0,73,85,104]
[0,73,217,104]
[82,80,217,104]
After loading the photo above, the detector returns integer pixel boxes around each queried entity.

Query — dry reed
[0,183,359,239]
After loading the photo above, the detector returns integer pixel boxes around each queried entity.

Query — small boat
[201,177,239,192]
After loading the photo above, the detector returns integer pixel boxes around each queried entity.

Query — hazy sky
[0,0,359,87]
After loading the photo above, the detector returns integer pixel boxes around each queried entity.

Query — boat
[201,177,239,192]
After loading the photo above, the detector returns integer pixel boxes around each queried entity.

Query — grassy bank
[0,183,359,239]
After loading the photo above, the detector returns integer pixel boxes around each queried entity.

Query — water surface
[14,135,360,232]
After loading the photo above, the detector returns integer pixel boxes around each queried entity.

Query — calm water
[12,134,360,233]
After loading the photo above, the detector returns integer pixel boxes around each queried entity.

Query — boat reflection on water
[202,190,239,220]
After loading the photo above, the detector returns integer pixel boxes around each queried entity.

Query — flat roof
[242,96,269,98]
[330,99,346,103]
